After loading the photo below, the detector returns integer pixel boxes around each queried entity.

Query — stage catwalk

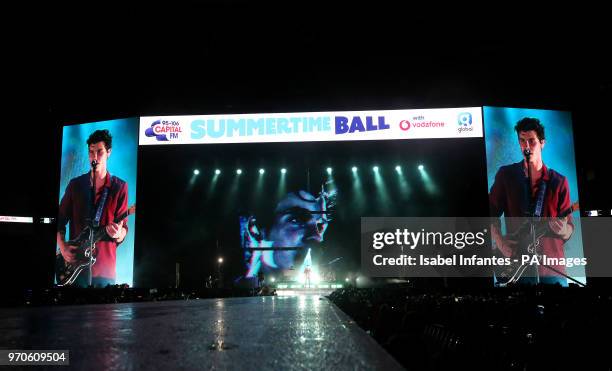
[0,294,404,370]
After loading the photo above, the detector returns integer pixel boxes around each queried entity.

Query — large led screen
[135,108,490,288]
[56,118,138,287]
[485,107,584,286]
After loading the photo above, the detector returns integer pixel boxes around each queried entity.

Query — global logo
[145,120,183,141]
[457,112,473,133]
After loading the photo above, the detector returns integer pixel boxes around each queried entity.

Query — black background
[1,2,609,289]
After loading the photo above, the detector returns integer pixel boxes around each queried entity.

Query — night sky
[2,3,610,289]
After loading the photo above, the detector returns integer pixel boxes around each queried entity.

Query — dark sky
[1,3,610,288]
[12,3,609,214]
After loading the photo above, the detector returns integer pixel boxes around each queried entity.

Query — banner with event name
[139,107,483,145]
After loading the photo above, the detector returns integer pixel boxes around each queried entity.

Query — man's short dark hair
[241,182,336,233]
[514,117,545,141]
[87,129,113,150]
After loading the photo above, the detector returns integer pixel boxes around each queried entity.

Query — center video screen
[135,138,489,288]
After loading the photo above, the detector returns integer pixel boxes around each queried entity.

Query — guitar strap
[533,180,548,218]
[92,187,110,228]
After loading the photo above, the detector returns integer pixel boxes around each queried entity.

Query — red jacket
[58,172,128,280]
[489,161,574,276]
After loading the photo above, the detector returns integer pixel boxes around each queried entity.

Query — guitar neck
[533,203,577,238]
[92,209,131,243]
[558,204,576,218]
[113,210,130,224]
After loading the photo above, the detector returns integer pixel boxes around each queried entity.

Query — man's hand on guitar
[491,223,517,258]
[497,238,517,258]
[105,220,126,241]
[59,242,79,264]
[548,216,573,240]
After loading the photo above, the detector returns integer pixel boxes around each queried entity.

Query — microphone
[523,148,531,158]
[91,160,99,169]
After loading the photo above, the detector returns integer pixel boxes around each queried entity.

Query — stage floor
[276,288,335,296]
[0,294,404,370]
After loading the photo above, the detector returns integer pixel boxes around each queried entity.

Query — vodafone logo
[399,118,445,132]
[399,120,411,131]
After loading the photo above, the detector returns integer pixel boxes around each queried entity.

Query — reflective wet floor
[0,295,404,370]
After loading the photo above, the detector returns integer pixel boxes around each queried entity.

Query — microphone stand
[501,150,539,286]
[524,152,540,285]
[88,161,98,287]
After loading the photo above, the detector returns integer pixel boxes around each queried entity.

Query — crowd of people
[328,285,611,370]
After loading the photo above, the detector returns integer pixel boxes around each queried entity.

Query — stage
[272,281,344,297]
[0,294,403,370]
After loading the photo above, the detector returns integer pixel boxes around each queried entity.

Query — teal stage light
[351,165,364,210]
[418,164,437,194]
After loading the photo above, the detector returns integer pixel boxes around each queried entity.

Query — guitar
[494,201,579,285]
[55,204,136,286]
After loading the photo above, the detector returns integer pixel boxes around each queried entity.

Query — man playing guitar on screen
[57,129,129,287]
[489,118,575,285]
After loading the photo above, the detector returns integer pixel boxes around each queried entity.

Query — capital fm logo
[457,112,473,133]
[145,120,183,141]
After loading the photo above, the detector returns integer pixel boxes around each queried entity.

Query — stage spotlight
[207,169,221,196]
[236,169,242,175]
[218,257,224,264]
[187,169,200,189]
[396,164,410,197]
[373,165,390,208]
[351,165,364,210]
[326,167,333,175]
[255,167,266,197]
[271,277,276,282]
[345,278,350,282]
[418,164,437,195]
[281,168,287,174]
